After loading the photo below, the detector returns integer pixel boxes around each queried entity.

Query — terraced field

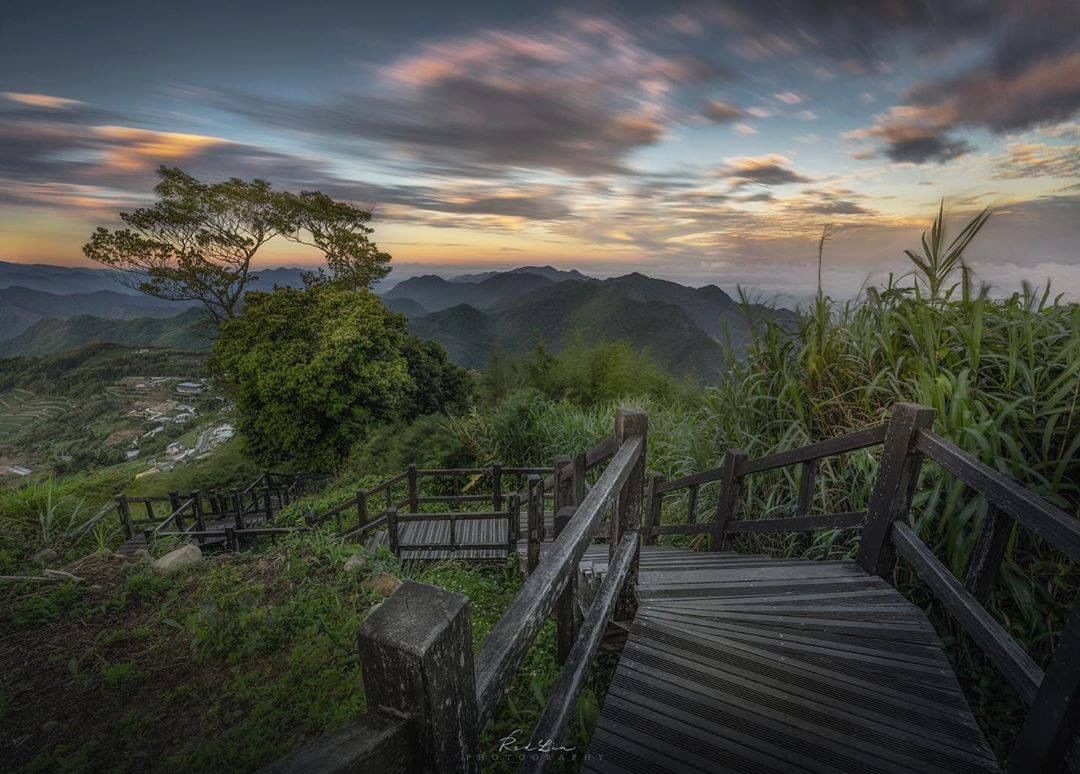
[0,388,76,442]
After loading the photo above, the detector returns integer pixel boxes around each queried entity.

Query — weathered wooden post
[263,478,273,521]
[711,450,745,552]
[796,459,817,518]
[359,580,480,772]
[232,490,245,529]
[192,490,205,531]
[144,498,155,522]
[168,491,182,531]
[527,475,541,573]
[491,462,503,512]
[116,494,132,539]
[224,525,237,551]
[387,507,400,556]
[507,493,521,556]
[552,454,576,663]
[174,496,186,533]
[407,464,419,513]
[1007,600,1080,773]
[612,407,647,621]
[643,472,665,546]
[686,484,699,524]
[856,402,935,578]
[964,505,1012,600]
[356,489,368,534]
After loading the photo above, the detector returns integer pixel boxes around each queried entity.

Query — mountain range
[0,262,790,381]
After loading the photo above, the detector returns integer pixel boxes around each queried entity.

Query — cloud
[846,105,973,163]
[993,142,1080,180]
[702,100,742,123]
[732,122,757,135]
[774,91,803,105]
[795,110,817,121]
[847,3,1080,164]
[2,92,84,109]
[718,154,811,187]
[210,15,725,178]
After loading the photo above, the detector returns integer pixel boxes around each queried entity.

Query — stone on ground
[152,544,202,573]
[343,552,370,574]
[361,572,401,596]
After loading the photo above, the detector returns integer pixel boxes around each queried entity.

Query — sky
[1,0,1078,298]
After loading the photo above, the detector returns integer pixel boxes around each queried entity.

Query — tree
[212,286,468,469]
[83,167,391,323]
[283,191,392,291]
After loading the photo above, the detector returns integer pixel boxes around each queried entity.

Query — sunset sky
[2,0,1078,297]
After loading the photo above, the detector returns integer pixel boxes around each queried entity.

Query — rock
[152,544,202,573]
[41,720,60,734]
[362,572,402,597]
[131,548,152,564]
[343,552,370,574]
[32,548,59,566]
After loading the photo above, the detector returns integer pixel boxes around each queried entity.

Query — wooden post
[613,407,647,621]
[232,490,244,529]
[359,581,480,773]
[527,475,541,574]
[387,507,399,556]
[263,482,273,521]
[571,452,586,505]
[553,454,572,518]
[686,484,699,524]
[174,496,186,532]
[554,506,577,664]
[857,402,935,577]
[964,505,1012,600]
[491,462,503,512]
[144,499,155,522]
[192,490,205,531]
[116,495,132,539]
[1007,601,1080,773]
[407,464,418,513]
[356,489,368,533]
[507,493,521,556]
[643,473,665,546]
[712,450,745,552]
[224,525,237,551]
[796,459,817,518]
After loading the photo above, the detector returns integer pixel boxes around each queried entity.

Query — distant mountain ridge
[0,262,790,383]
[0,308,212,357]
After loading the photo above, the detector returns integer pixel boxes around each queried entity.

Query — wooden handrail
[520,532,638,774]
[656,423,887,494]
[915,429,1080,562]
[891,522,1042,704]
[474,434,643,724]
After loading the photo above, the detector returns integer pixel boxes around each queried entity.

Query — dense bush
[213,287,468,470]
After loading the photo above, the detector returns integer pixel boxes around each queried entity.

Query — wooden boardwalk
[394,511,556,561]
[582,546,999,773]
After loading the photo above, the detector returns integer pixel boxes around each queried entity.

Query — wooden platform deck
[582,546,999,773]
[395,511,557,561]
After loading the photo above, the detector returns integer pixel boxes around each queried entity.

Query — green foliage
[213,286,468,470]
[479,339,682,407]
[346,414,473,476]
[83,166,393,323]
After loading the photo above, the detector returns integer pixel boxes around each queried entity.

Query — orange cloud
[91,126,228,173]
[2,92,84,109]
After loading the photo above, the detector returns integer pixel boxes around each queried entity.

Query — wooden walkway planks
[583,546,1000,773]
[396,511,557,561]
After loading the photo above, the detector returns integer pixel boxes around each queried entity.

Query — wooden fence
[264,408,647,774]
[644,402,1080,773]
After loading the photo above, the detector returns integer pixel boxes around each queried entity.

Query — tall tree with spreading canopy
[83,166,391,322]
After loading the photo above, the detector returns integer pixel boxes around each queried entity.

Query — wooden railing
[265,408,647,774]
[645,421,886,548]
[106,470,317,550]
[643,401,1080,774]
